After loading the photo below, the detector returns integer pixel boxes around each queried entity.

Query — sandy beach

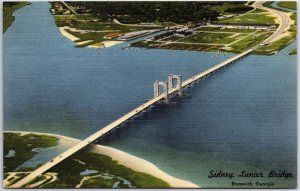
[87,40,122,48]
[4,131,199,188]
[59,26,79,42]
[58,26,123,48]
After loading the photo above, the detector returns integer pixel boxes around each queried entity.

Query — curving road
[252,1,291,44]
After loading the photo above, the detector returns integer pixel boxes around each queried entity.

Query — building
[209,23,277,30]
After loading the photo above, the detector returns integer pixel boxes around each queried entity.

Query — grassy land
[66,29,112,42]
[197,27,257,33]
[132,40,215,52]
[289,48,297,55]
[219,13,277,25]
[4,132,58,173]
[277,1,297,10]
[54,14,162,47]
[161,35,182,41]
[196,27,222,31]
[3,2,30,33]
[4,172,30,187]
[180,32,237,44]
[54,14,161,33]
[132,27,275,53]
[80,176,118,188]
[74,21,161,32]
[249,8,268,13]
[230,31,273,52]
[64,29,109,47]
[255,13,297,54]
[262,1,291,13]
[206,2,253,15]
[160,43,214,51]
[4,132,170,188]
[40,150,170,188]
[76,41,104,48]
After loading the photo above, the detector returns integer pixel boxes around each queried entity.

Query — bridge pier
[168,74,183,97]
[154,80,169,103]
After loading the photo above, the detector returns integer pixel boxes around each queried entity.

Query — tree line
[66,1,232,23]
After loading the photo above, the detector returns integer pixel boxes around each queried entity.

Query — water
[16,144,72,170]
[3,2,297,188]
[271,1,297,13]
[80,169,98,176]
[5,150,16,158]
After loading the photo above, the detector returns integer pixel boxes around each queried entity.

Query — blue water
[80,169,98,176]
[3,2,297,188]
[5,150,16,158]
[271,1,297,13]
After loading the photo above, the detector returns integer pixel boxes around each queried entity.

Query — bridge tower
[154,80,169,103]
[168,74,183,96]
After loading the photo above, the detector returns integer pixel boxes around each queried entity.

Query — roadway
[9,46,254,189]
[9,2,286,188]
[252,1,290,43]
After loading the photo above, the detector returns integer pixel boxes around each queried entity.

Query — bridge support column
[153,80,169,103]
[168,74,173,92]
[164,82,169,103]
[154,80,159,98]
[168,74,183,97]
[177,75,183,97]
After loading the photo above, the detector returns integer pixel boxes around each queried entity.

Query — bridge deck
[10,48,253,188]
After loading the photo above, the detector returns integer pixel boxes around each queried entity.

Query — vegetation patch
[230,32,273,52]
[5,133,170,188]
[250,8,268,13]
[206,2,253,15]
[255,13,297,54]
[219,13,277,25]
[4,132,58,173]
[289,48,297,55]
[159,43,214,51]
[179,32,235,44]
[3,2,30,32]
[277,1,297,10]
[262,1,291,13]
[197,27,257,33]
[68,2,220,24]
[40,150,170,188]
[74,21,160,32]
[75,40,104,48]
[80,176,118,188]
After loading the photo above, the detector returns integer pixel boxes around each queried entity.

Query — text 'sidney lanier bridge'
[10,48,254,188]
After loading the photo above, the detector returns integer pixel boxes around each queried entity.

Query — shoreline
[4,130,199,188]
[58,26,123,48]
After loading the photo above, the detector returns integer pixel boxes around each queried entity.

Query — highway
[9,1,288,188]
[252,1,291,43]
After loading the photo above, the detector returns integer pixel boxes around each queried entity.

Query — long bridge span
[10,48,254,188]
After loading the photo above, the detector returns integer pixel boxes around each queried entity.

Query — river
[3,2,297,188]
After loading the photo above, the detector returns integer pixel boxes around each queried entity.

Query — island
[50,1,296,55]
[3,132,197,188]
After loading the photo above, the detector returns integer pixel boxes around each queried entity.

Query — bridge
[10,47,254,188]
[9,0,290,187]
